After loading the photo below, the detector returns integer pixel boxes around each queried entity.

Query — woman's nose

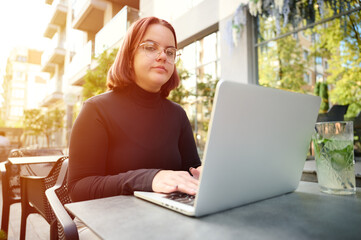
[156,50,167,61]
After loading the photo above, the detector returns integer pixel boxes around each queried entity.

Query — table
[302,160,361,187]
[65,182,361,240]
[8,155,63,165]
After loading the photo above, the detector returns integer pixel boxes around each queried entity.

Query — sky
[0,0,50,72]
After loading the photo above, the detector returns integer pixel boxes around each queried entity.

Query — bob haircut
[107,16,180,98]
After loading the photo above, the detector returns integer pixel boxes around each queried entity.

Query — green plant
[168,60,192,105]
[319,82,329,113]
[82,48,118,101]
[0,229,7,240]
[23,108,65,147]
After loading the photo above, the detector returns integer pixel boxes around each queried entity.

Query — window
[255,2,361,118]
[175,31,220,156]
[303,50,309,61]
[16,71,25,80]
[16,55,27,62]
[10,106,23,117]
[304,73,311,84]
[12,89,25,98]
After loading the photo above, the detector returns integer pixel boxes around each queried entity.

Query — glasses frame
[138,41,180,64]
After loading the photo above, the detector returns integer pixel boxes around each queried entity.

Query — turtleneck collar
[125,83,162,108]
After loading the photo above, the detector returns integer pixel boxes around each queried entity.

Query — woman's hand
[190,166,203,180]
[152,170,199,195]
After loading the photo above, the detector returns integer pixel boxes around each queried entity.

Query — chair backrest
[5,149,64,200]
[326,104,349,121]
[26,156,69,223]
[46,158,79,240]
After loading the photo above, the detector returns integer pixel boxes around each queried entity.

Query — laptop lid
[193,80,321,216]
[135,80,321,217]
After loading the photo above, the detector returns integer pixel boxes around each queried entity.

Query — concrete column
[219,11,257,84]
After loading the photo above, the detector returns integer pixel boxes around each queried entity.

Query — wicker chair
[20,156,68,240]
[0,148,63,235]
[45,158,79,240]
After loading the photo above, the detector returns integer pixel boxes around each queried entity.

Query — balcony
[41,33,66,72]
[94,6,139,56]
[41,75,63,107]
[50,0,67,25]
[43,0,67,39]
[72,0,107,32]
[40,92,64,107]
[66,41,93,86]
[104,0,139,9]
[44,23,58,39]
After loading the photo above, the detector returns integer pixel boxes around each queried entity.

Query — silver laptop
[134,80,321,217]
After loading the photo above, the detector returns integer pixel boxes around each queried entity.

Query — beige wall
[140,0,255,84]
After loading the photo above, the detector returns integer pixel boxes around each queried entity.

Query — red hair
[107,16,180,98]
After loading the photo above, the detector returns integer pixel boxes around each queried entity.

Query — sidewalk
[0,180,50,240]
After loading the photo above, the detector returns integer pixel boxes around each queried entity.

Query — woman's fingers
[152,170,199,195]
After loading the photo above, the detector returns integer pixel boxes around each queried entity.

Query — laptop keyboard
[164,192,195,206]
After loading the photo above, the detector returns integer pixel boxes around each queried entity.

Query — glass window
[256,2,361,118]
[171,31,220,156]
[10,106,23,117]
[12,89,25,98]
[304,72,311,84]
[303,50,309,61]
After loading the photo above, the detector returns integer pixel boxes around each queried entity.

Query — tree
[40,108,65,148]
[82,48,118,101]
[309,5,361,118]
[23,108,65,148]
[258,20,307,93]
[23,109,43,146]
[168,59,192,105]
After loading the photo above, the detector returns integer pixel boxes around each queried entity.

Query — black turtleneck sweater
[68,84,201,202]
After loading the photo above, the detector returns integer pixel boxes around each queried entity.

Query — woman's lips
[153,66,167,72]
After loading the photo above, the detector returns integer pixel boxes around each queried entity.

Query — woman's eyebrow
[142,39,176,48]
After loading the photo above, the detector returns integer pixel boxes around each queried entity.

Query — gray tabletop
[65,182,361,240]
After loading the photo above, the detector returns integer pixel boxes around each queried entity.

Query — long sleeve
[179,109,202,170]
[68,85,200,202]
[68,101,160,201]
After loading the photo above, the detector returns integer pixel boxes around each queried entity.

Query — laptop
[134,80,321,217]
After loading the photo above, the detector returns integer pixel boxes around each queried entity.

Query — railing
[41,33,65,66]
[66,41,92,84]
[94,6,139,56]
[72,0,89,19]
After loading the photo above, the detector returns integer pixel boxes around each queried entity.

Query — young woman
[68,16,202,203]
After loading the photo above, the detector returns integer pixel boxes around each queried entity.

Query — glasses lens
[165,49,177,63]
[141,42,177,63]
[143,43,159,59]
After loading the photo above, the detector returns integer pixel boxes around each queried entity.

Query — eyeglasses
[138,41,179,64]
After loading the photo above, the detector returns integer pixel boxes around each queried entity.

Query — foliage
[168,60,192,105]
[257,1,361,118]
[82,48,118,101]
[258,23,307,92]
[319,82,329,113]
[196,75,219,132]
[0,230,6,240]
[23,108,65,147]
[197,75,219,116]
[314,82,329,113]
[310,7,361,118]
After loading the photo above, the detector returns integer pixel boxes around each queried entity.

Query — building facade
[38,0,253,149]
[37,0,360,150]
[1,47,49,127]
